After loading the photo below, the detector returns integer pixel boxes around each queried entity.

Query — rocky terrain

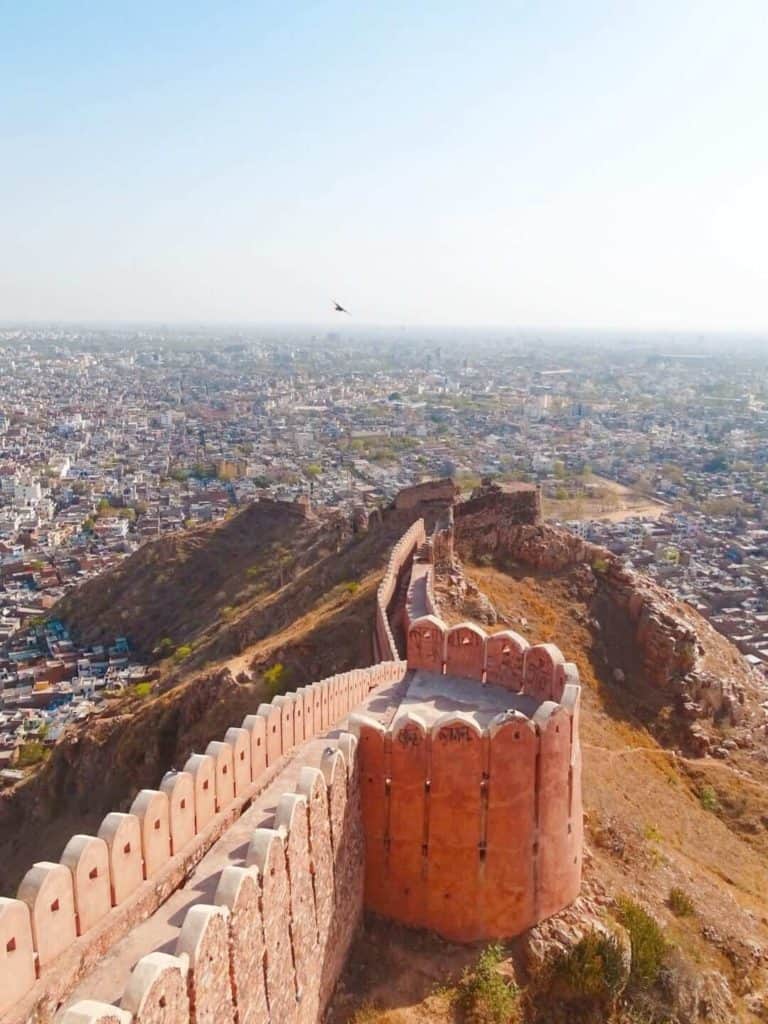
[328,506,768,1024]
[4,488,768,1022]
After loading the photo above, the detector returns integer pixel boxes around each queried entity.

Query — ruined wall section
[0,662,407,1023]
[56,738,363,1024]
[455,482,542,528]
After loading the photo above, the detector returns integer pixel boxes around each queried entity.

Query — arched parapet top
[296,764,325,803]
[256,701,281,723]
[409,614,447,634]
[97,813,144,907]
[17,861,77,969]
[563,661,580,683]
[121,951,189,1021]
[222,726,252,795]
[528,641,566,666]
[182,753,216,831]
[430,711,484,742]
[175,903,228,965]
[60,834,111,936]
[246,827,285,878]
[213,864,260,913]
[488,708,537,738]
[130,790,171,880]
[59,1000,133,1023]
[446,621,487,643]
[523,642,567,701]
[160,771,195,856]
[445,622,487,680]
[348,713,376,740]
[320,746,346,788]
[0,897,36,1016]
[487,629,529,652]
[532,701,571,734]
[407,615,447,672]
[274,792,307,836]
[391,710,429,742]
[205,740,236,811]
[561,682,581,716]
[336,732,358,777]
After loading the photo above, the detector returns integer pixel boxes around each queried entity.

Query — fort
[0,481,583,1024]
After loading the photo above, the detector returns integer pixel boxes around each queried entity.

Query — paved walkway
[398,670,539,729]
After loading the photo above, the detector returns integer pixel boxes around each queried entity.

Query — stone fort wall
[0,661,408,1023]
[374,519,427,660]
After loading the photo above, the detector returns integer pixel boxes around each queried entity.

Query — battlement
[0,661,408,1022]
[351,611,583,942]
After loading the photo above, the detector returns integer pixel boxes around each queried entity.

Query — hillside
[5,490,768,1021]
[0,498,420,893]
[329,537,768,1023]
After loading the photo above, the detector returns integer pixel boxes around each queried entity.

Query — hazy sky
[3,1,768,329]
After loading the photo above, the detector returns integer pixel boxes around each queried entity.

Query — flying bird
[333,300,350,314]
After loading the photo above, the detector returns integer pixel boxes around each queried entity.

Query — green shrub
[550,929,627,1004]
[16,742,49,768]
[698,785,719,813]
[616,898,668,989]
[155,637,175,657]
[172,644,192,663]
[457,943,520,1023]
[592,556,610,574]
[343,580,360,595]
[668,887,694,917]
[263,662,287,697]
[132,682,153,698]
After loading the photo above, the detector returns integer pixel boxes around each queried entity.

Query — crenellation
[222,727,251,797]
[255,704,282,766]
[181,755,216,832]
[240,715,267,782]
[59,1002,132,1024]
[247,830,297,1024]
[204,741,236,812]
[159,772,195,856]
[175,906,234,1024]
[60,836,111,937]
[213,867,268,1024]
[129,792,171,881]
[0,899,36,1015]
[96,815,144,908]
[17,862,78,970]
[121,952,190,1024]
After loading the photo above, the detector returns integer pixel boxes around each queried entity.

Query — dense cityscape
[1,325,768,775]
